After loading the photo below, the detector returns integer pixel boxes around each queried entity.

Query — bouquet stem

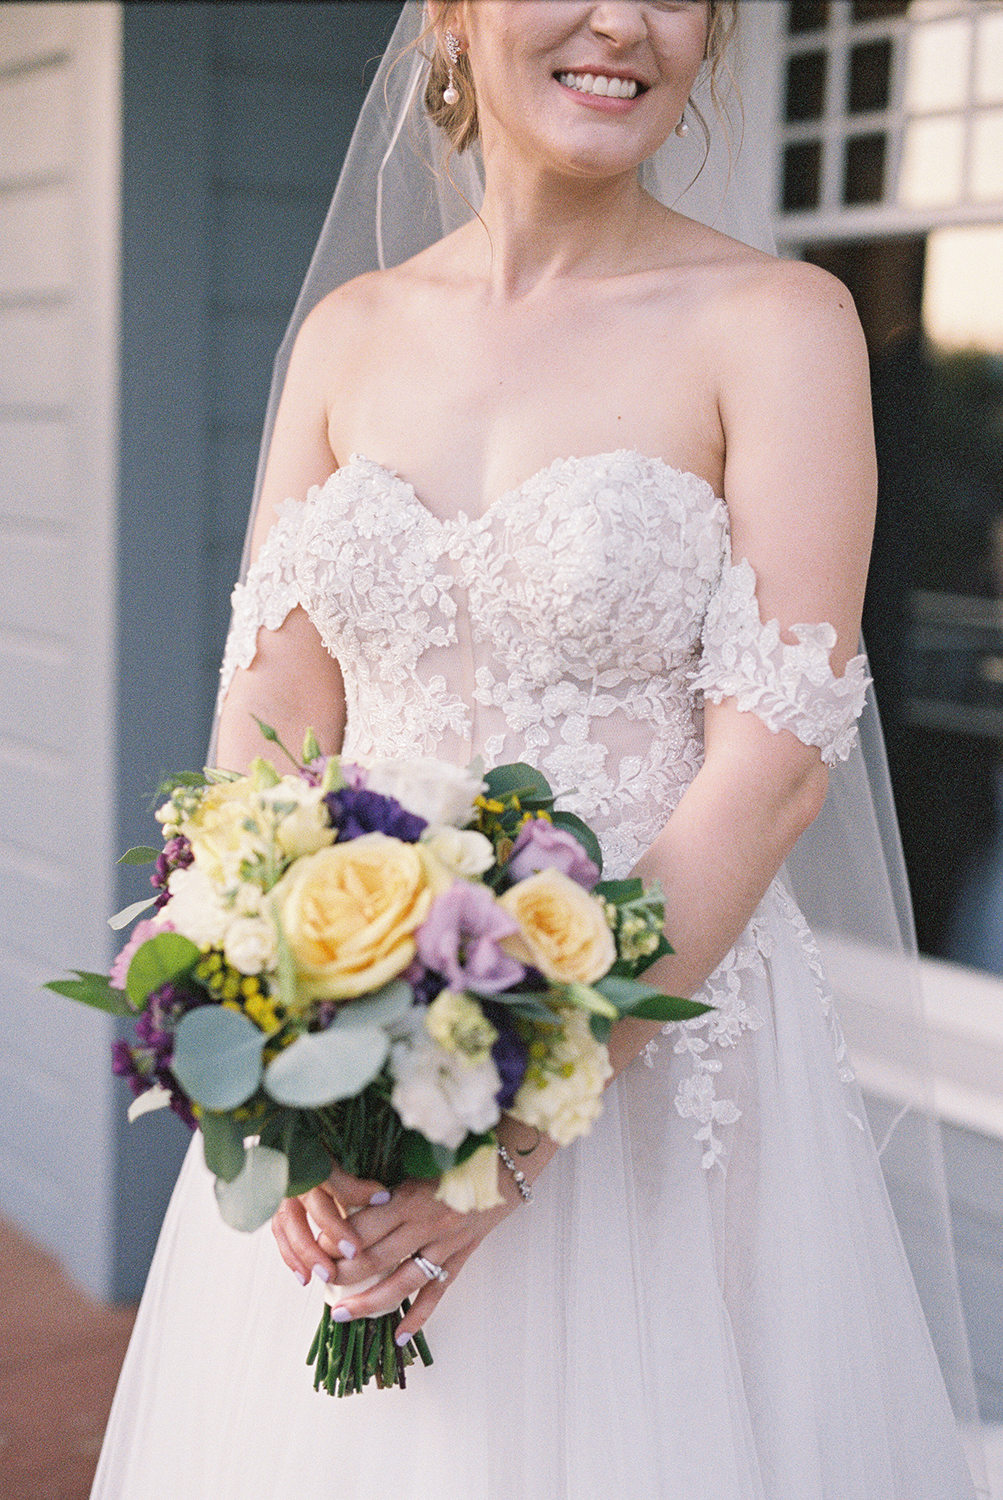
[305,1093,434,1397]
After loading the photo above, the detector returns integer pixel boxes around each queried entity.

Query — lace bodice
[219,451,868,879]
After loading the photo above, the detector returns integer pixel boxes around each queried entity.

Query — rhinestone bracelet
[497,1143,533,1204]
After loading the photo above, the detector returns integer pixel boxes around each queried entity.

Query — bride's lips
[554,69,649,111]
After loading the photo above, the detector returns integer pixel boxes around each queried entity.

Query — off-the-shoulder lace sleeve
[691,557,870,766]
[217,498,307,707]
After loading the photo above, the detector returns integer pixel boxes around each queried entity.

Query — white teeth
[558,72,639,100]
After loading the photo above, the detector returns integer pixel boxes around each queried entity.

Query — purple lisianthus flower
[480,1001,529,1108]
[324,787,427,843]
[151,835,193,909]
[416,882,525,995]
[506,819,599,889]
[402,957,448,1008]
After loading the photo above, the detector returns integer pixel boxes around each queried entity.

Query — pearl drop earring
[443,30,461,106]
[675,112,690,139]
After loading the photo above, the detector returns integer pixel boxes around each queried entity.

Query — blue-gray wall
[110,0,400,1299]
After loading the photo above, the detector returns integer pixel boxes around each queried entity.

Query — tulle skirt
[92,884,977,1500]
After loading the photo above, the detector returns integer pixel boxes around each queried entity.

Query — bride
[92,3,985,1497]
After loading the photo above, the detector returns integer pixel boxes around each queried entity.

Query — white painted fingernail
[338,1238,357,1261]
[312,1263,330,1284]
[294,1269,308,1287]
[332,1306,351,1322]
[395,1329,411,1347]
[369,1189,391,1206]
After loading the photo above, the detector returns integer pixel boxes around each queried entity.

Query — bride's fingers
[330,1247,457,1324]
[318,1162,392,1214]
[271,1198,337,1286]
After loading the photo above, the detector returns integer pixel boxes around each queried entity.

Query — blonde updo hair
[423,2,739,156]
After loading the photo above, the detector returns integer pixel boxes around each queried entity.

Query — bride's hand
[272,1165,521,1342]
[271,1161,392,1287]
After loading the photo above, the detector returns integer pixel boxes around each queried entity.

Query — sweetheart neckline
[331,449,724,527]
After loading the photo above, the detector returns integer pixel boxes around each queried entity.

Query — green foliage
[117,846,160,866]
[213,1142,289,1232]
[201,1110,247,1183]
[172,1005,265,1110]
[260,1110,332,1197]
[549,809,603,873]
[45,970,134,1017]
[125,931,200,1009]
[263,1025,388,1108]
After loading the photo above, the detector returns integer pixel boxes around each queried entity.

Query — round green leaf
[214,1143,289,1232]
[125,931,200,1006]
[172,1005,265,1110]
[331,980,412,1030]
[263,1026,388,1107]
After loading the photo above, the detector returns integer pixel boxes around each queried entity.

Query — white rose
[421,826,495,879]
[390,1014,501,1149]
[159,865,233,949]
[362,759,487,829]
[223,914,278,975]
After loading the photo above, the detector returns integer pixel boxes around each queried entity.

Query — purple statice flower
[416,882,525,995]
[151,834,193,909]
[506,819,599,889]
[112,981,203,1130]
[480,1001,529,1108]
[324,786,427,843]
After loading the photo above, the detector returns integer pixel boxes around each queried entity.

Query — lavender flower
[416,882,525,995]
[324,787,426,843]
[481,1001,530,1108]
[506,819,599,889]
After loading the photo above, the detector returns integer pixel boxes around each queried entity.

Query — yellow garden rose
[498,868,616,985]
[272,833,450,1003]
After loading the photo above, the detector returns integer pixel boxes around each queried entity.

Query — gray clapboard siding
[0,2,122,1294]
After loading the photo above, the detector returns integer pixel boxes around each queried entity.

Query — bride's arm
[215,299,348,772]
[272,260,877,1337]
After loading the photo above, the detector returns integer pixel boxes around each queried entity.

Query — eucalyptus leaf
[263,1026,388,1108]
[201,1110,248,1182]
[109,896,157,932]
[172,1005,265,1110]
[214,1143,289,1232]
[261,1112,332,1197]
[126,931,201,1008]
[45,970,134,1017]
[117,846,161,866]
[331,980,413,1030]
[550,810,603,874]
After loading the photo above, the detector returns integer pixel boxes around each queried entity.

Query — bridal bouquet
[49,726,708,1395]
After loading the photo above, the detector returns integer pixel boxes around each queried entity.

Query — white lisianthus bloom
[421,826,495,879]
[436,1143,504,1212]
[259,778,335,860]
[389,1013,501,1149]
[223,914,278,975]
[159,865,233,948]
[362,759,487,829]
[510,1008,613,1148]
[182,779,267,888]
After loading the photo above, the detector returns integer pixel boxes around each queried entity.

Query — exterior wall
[0,3,122,1294]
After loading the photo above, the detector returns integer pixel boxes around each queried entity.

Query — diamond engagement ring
[412,1254,449,1284]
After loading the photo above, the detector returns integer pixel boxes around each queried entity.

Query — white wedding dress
[92,450,978,1500]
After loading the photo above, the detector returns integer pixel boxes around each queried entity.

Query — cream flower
[436,1143,504,1213]
[271,833,449,1002]
[223,914,278,976]
[259,776,335,861]
[425,990,498,1065]
[421,826,495,879]
[389,1013,501,1149]
[498,868,616,985]
[509,1008,612,1147]
[160,865,233,949]
[181,779,266,888]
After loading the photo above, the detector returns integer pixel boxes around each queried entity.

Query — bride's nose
[587,3,650,48]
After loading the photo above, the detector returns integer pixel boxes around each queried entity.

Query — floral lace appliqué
[691,556,870,767]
